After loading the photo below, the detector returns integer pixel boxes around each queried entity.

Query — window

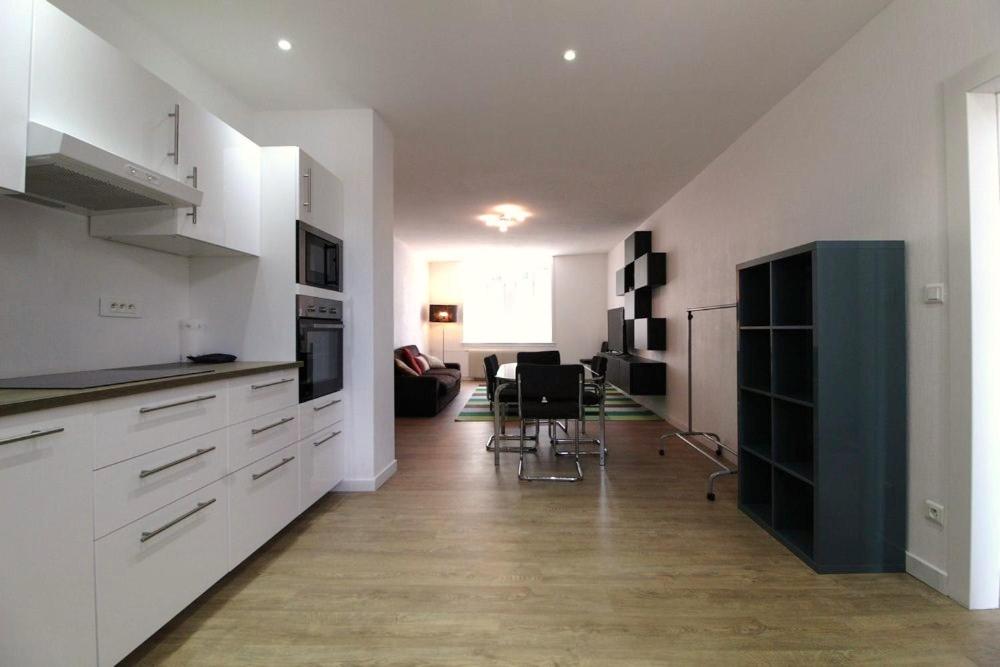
[461,256,552,344]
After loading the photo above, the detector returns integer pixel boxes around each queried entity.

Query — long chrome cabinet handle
[251,416,295,435]
[313,430,342,447]
[251,377,295,390]
[139,446,216,479]
[303,167,312,210]
[0,426,65,447]
[313,398,342,412]
[140,498,216,543]
[167,103,180,164]
[139,394,216,414]
[186,166,198,224]
[252,456,295,481]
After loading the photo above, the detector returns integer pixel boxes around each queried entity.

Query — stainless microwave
[297,221,343,292]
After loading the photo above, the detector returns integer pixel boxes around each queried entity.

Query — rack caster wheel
[658,448,665,456]
[706,492,716,501]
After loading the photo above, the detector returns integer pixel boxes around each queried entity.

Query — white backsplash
[0,196,190,377]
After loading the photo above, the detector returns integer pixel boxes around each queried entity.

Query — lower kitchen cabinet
[300,422,346,510]
[0,407,97,667]
[229,441,301,567]
[96,478,229,667]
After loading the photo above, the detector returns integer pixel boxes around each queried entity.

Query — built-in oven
[297,295,344,403]
[297,221,343,292]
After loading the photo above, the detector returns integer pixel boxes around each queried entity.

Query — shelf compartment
[773,468,814,559]
[632,317,666,351]
[624,286,652,319]
[634,252,666,289]
[738,330,771,393]
[771,251,813,326]
[625,231,652,262]
[739,449,773,527]
[738,263,770,326]
[738,389,771,461]
[772,330,813,402]
[773,400,813,482]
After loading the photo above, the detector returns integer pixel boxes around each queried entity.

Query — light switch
[923,283,945,304]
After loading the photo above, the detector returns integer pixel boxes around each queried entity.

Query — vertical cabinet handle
[167,104,180,165]
[186,166,198,224]
[303,167,312,210]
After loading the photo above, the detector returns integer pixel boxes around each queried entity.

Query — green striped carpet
[456,384,663,421]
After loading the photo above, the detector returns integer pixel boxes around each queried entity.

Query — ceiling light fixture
[478,204,531,233]
[563,49,576,62]
[277,38,292,51]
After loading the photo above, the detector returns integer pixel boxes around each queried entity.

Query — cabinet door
[0,408,97,666]
[175,99,261,253]
[29,1,179,177]
[297,149,315,224]
[308,160,343,239]
[0,0,32,193]
[300,423,345,510]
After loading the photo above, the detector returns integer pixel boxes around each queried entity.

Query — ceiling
[110,0,890,260]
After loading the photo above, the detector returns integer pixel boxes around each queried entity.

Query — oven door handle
[302,322,343,329]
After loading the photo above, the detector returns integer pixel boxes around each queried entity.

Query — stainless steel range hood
[12,122,202,215]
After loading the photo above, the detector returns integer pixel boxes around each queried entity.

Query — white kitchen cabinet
[0,0,32,193]
[299,391,345,440]
[297,149,343,238]
[29,0,179,178]
[227,404,299,473]
[0,407,97,667]
[229,442,301,567]
[96,478,229,667]
[299,422,346,510]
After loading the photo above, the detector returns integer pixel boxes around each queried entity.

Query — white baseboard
[335,459,397,492]
[906,551,948,593]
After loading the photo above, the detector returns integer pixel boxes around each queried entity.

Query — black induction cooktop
[0,365,214,390]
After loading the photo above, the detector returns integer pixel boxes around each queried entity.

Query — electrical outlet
[926,500,945,526]
[99,297,142,318]
[923,283,945,304]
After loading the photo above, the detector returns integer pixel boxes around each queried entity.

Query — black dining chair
[485,355,536,454]
[554,354,608,466]
[516,350,561,365]
[516,364,585,482]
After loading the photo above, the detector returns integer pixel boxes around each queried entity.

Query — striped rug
[455,384,663,421]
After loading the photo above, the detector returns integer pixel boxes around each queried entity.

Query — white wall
[254,109,396,490]
[430,253,607,375]
[0,197,189,376]
[393,238,429,351]
[606,0,1000,595]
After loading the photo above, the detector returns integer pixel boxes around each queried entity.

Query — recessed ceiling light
[563,49,576,62]
[277,39,292,51]
[478,204,531,233]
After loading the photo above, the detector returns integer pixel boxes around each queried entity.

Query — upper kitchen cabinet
[92,97,262,257]
[298,150,343,239]
[0,0,32,193]
[29,1,180,179]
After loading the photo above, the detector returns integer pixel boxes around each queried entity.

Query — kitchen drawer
[95,381,228,469]
[0,407,98,666]
[228,369,298,424]
[229,442,300,567]
[94,431,227,539]
[299,423,346,511]
[228,404,298,472]
[298,391,344,439]
[96,479,228,667]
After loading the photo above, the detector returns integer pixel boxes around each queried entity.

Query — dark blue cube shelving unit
[736,241,907,573]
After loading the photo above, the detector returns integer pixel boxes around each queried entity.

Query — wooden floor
[126,384,1000,665]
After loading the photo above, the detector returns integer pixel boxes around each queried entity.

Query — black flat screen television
[607,307,626,354]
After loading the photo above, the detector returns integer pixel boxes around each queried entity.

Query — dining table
[492,362,602,467]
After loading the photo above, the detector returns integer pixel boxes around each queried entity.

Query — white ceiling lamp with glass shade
[478,203,531,233]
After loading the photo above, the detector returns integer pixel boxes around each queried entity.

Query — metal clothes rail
[658,302,738,501]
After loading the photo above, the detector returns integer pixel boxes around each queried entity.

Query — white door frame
[944,52,1000,609]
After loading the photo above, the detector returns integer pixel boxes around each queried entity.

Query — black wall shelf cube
[736,241,906,574]
[632,318,666,351]
[625,231,652,262]
[634,252,666,290]
[624,287,652,319]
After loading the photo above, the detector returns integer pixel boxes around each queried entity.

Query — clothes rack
[659,302,738,501]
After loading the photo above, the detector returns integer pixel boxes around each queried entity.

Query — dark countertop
[0,361,302,418]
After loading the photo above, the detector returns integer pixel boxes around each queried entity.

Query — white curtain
[461,256,553,344]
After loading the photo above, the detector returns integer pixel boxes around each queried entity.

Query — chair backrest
[483,354,499,396]
[516,350,561,365]
[589,355,608,381]
[600,341,609,353]
[516,364,583,420]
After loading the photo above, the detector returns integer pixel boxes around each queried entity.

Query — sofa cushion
[414,355,431,373]
[399,347,423,375]
[431,372,460,396]
[424,368,461,381]
[395,358,418,376]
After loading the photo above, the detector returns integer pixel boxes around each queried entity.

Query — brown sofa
[394,345,462,417]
